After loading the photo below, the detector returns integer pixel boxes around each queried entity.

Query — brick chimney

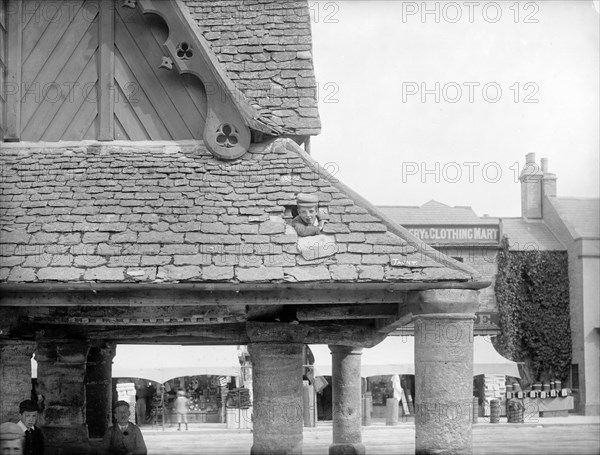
[519,153,543,219]
[519,154,558,219]
[541,157,557,198]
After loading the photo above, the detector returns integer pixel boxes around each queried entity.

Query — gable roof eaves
[280,139,485,284]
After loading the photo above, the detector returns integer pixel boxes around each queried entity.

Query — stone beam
[297,304,398,321]
[0,282,488,307]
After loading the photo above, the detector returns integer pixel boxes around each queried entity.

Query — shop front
[310,335,520,421]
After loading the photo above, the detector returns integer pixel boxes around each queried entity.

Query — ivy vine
[493,235,571,384]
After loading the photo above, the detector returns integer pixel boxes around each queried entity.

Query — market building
[1,1,489,455]
[379,153,600,417]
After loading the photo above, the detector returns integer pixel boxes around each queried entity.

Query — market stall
[310,335,520,377]
[111,345,243,424]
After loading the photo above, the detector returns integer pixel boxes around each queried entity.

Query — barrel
[542,383,551,392]
[554,380,562,390]
[507,398,524,423]
[490,399,501,423]
[512,382,522,392]
[533,383,542,391]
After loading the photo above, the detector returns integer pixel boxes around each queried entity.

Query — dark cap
[19,400,38,414]
[296,193,318,207]
[113,400,130,411]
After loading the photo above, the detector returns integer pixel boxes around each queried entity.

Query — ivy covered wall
[493,236,571,384]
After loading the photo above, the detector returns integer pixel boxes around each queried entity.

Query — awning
[32,345,242,382]
[310,336,520,378]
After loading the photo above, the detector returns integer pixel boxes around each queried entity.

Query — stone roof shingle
[183,0,321,136]
[0,139,474,284]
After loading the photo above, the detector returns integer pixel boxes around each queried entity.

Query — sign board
[406,225,500,245]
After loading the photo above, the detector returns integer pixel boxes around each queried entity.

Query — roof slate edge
[175,0,280,135]
[280,139,485,285]
[547,196,600,241]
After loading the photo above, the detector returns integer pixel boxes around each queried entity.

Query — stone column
[85,341,116,438]
[247,322,308,455]
[329,345,365,455]
[36,340,90,449]
[410,289,478,455]
[0,339,36,422]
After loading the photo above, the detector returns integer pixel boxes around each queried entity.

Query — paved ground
[138,418,600,455]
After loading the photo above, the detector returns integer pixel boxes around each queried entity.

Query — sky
[309,1,599,218]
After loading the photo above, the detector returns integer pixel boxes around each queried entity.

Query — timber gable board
[1,0,215,143]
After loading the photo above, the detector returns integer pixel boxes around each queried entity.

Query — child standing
[174,391,189,431]
[16,400,44,455]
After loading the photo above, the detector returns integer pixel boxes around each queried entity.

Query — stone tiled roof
[0,139,475,284]
[182,0,321,136]
[501,218,565,251]
[380,200,499,226]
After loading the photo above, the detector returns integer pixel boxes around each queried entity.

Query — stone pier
[329,345,365,455]
[0,339,36,422]
[247,323,308,455]
[411,289,477,455]
[36,340,91,451]
[85,341,116,438]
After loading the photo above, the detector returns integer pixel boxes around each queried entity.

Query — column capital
[407,289,478,316]
[327,345,363,356]
[246,321,309,343]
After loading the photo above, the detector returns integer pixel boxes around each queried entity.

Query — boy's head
[113,401,131,426]
[296,193,319,225]
[0,422,24,454]
[18,401,38,429]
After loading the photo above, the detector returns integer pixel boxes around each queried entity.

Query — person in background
[16,400,44,455]
[174,391,189,431]
[102,401,147,455]
[0,422,24,455]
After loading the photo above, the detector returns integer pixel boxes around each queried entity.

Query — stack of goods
[226,388,251,409]
[483,375,506,416]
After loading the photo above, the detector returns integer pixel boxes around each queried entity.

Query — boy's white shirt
[17,421,35,432]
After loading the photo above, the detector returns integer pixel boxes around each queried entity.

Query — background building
[380,153,600,415]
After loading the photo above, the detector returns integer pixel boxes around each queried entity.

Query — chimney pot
[526,152,536,164]
[541,158,549,173]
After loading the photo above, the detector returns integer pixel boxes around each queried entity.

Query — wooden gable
[1,0,207,142]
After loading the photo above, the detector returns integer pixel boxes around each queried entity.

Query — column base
[329,443,366,455]
[251,439,302,455]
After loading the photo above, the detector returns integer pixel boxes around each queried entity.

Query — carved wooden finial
[159,56,173,70]
[122,0,136,8]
